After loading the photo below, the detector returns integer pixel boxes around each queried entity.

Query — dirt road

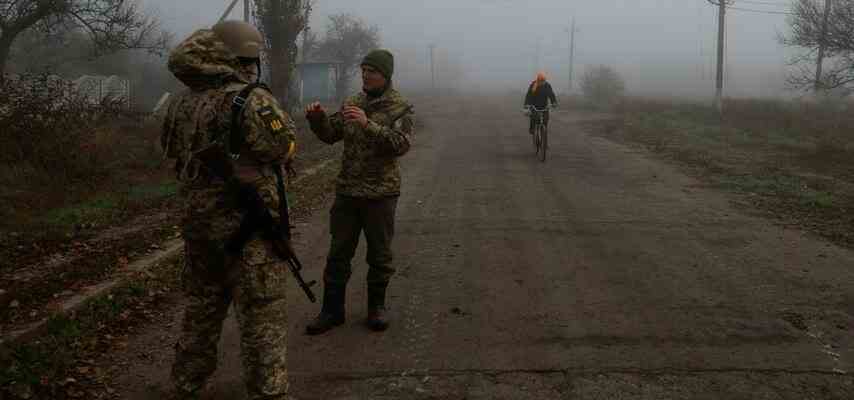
[113,96,854,399]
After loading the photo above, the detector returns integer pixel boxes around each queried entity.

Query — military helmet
[212,20,264,59]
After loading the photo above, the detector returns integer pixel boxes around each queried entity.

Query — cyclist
[523,71,558,135]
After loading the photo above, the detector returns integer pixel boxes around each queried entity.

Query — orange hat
[532,71,547,93]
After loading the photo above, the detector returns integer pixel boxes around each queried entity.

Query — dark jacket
[524,81,557,109]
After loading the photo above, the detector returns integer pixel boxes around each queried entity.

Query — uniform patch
[257,105,285,134]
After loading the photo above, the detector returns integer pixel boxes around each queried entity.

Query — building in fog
[73,75,132,108]
[296,60,341,105]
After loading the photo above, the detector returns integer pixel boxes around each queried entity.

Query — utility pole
[219,0,241,23]
[714,0,726,114]
[566,18,577,93]
[244,0,250,22]
[815,0,832,93]
[429,44,436,92]
[706,0,728,114]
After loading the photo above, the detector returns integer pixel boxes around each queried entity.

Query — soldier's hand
[305,101,326,121]
[284,162,297,180]
[342,106,369,128]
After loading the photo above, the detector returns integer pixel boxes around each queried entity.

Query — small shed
[296,61,340,105]
[73,75,132,108]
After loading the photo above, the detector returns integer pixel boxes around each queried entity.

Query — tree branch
[782,0,854,93]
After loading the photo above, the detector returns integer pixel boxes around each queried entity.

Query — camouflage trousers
[172,186,289,399]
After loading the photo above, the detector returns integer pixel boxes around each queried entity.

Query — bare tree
[300,27,319,61]
[0,0,171,73]
[580,65,625,107]
[315,14,380,100]
[253,0,313,109]
[782,0,854,94]
[7,25,89,72]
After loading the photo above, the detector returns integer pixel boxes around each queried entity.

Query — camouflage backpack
[160,82,268,182]
[161,89,219,182]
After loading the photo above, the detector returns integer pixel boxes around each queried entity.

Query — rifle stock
[270,242,317,303]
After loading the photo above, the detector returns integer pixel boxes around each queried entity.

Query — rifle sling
[222,82,291,252]
[273,165,291,239]
[229,82,271,157]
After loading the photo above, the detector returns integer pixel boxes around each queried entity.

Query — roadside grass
[0,256,182,399]
[128,181,178,201]
[594,97,854,247]
[0,116,175,274]
[39,181,178,232]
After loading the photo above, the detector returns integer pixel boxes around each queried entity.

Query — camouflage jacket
[161,29,296,226]
[310,88,415,198]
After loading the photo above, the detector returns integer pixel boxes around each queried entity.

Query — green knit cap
[361,49,394,80]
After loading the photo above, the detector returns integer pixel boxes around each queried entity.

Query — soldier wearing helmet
[161,20,296,400]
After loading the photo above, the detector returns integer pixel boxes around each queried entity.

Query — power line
[737,0,790,6]
[728,6,794,15]
[705,0,794,15]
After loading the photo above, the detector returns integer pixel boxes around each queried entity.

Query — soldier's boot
[305,285,346,335]
[366,283,390,332]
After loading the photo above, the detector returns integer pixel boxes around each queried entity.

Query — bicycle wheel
[532,124,539,150]
[539,123,548,162]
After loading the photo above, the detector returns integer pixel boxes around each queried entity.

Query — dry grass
[594,96,854,248]
[0,257,182,400]
[0,74,176,282]
[1,74,168,231]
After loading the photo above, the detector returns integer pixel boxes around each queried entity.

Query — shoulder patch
[257,105,285,134]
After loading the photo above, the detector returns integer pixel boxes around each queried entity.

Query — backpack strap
[229,82,273,159]
[227,82,292,241]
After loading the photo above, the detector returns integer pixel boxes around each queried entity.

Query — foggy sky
[143,0,798,98]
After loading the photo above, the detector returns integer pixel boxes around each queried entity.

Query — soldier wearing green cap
[304,49,415,335]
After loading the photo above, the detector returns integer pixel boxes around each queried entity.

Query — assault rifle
[195,145,317,302]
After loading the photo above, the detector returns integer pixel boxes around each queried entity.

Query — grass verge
[0,255,182,399]
[593,97,854,248]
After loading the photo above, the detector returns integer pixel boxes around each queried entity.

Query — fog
[144,0,798,98]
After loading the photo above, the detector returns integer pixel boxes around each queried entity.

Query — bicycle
[528,106,550,162]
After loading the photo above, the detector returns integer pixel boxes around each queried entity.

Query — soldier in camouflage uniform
[304,49,415,335]
[160,20,296,400]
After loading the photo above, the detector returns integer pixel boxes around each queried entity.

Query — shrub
[0,73,128,185]
[580,65,626,108]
